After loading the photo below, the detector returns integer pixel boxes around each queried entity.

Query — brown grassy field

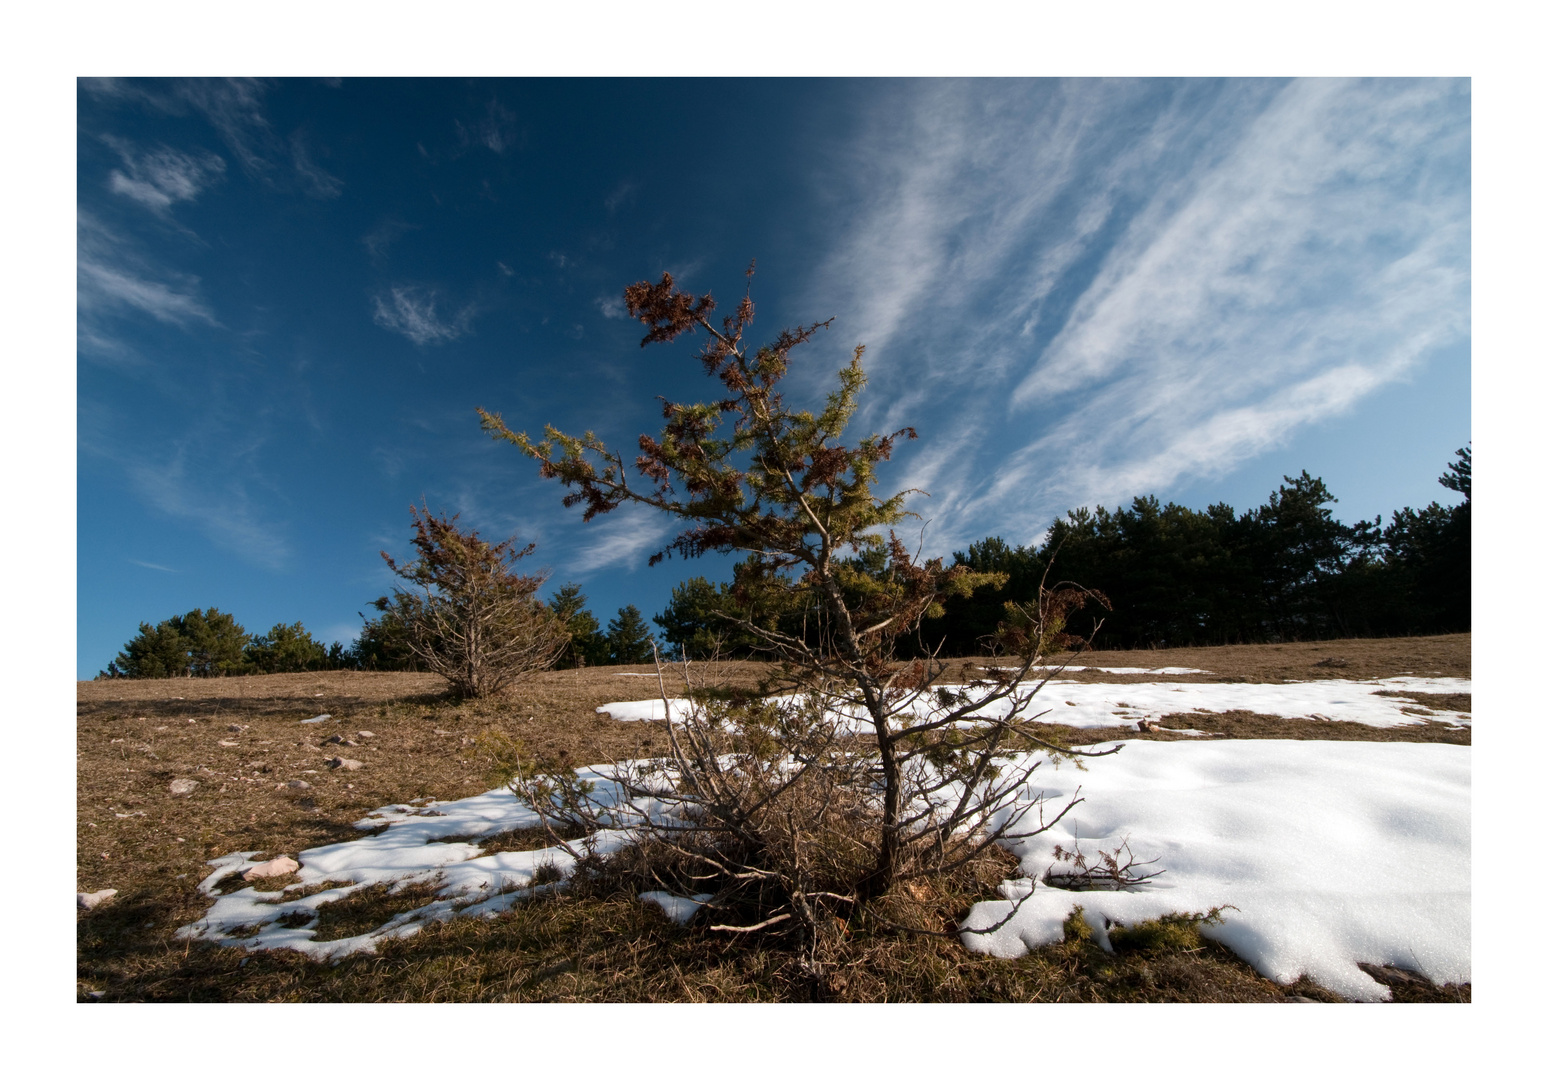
[76,633,1470,1003]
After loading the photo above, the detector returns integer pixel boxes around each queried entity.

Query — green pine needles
[481,265,1115,961]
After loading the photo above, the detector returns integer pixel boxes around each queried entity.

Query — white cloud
[458,99,519,154]
[105,140,226,213]
[804,79,1469,555]
[291,134,343,198]
[371,286,474,346]
[77,212,218,327]
[363,219,418,259]
[565,508,675,574]
[177,78,274,175]
[604,180,637,214]
[124,449,292,572]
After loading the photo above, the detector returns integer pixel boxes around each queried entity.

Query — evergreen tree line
[99,591,659,679]
[99,446,1467,677]
[650,447,1471,658]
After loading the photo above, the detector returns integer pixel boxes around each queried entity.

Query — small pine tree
[483,265,1110,955]
[605,604,656,665]
[245,621,329,674]
[381,504,569,697]
[549,583,609,668]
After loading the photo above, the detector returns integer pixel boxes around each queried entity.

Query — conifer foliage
[244,621,329,674]
[482,266,1110,957]
[381,504,568,698]
[105,608,251,678]
[605,604,656,664]
[549,583,609,668]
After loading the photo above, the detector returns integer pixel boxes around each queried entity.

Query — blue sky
[76,77,1470,679]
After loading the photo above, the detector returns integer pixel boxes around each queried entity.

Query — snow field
[958,740,1470,1001]
[598,675,1471,731]
[176,677,1471,999]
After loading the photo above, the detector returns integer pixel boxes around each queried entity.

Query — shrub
[380,504,568,697]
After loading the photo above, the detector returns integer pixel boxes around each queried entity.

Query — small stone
[219,740,239,747]
[286,779,313,790]
[87,990,105,1001]
[326,757,364,771]
[242,856,299,880]
[77,888,117,910]
[227,724,247,732]
[323,734,344,744]
[356,731,376,738]
[169,778,199,796]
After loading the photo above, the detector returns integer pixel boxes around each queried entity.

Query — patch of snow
[640,891,714,924]
[177,769,639,960]
[299,714,332,724]
[983,665,1215,675]
[600,676,1471,732]
[959,739,1469,1001]
[598,698,693,723]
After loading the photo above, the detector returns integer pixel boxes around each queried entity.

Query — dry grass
[1018,632,1470,683]
[76,634,1471,1003]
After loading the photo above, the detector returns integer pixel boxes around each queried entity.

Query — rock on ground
[243,857,300,880]
[77,889,117,910]
[169,778,199,796]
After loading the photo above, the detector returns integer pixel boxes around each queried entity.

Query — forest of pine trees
[100,448,1469,677]
[653,448,1471,658]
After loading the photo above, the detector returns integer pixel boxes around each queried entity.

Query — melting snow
[959,740,1469,1001]
[640,891,715,924]
[598,676,1470,731]
[176,772,636,959]
[177,678,1471,999]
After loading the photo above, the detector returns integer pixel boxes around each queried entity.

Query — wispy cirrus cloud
[86,78,343,198]
[175,77,275,175]
[371,286,475,346]
[458,99,520,154]
[104,138,225,213]
[363,218,419,259]
[290,134,343,198]
[564,507,676,575]
[77,211,218,328]
[127,559,177,572]
[807,78,1469,555]
[123,447,292,572]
